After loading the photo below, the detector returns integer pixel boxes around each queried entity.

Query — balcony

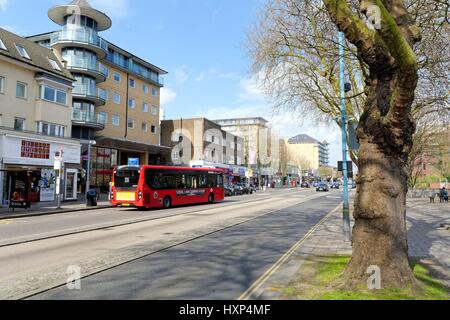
[105,53,165,87]
[64,57,107,82]
[72,84,106,107]
[71,109,106,131]
[51,30,108,59]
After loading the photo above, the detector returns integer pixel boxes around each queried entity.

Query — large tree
[248,0,449,288]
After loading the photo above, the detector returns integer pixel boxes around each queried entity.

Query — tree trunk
[343,104,416,288]
[324,0,422,289]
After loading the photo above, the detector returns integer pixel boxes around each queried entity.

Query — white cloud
[0,0,8,11]
[91,0,129,18]
[238,74,266,102]
[194,72,205,82]
[175,65,190,85]
[161,87,177,107]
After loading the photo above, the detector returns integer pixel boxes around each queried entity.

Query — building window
[99,63,109,77]
[152,87,157,96]
[41,85,67,105]
[47,58,61,71]
[37,122,65,138]
[142,103,149,113]
[0,76,4,94]
[151,125,157,134]
[128,98,135,109]
[14,118,25,131]
[143,84,149,94]
[128,118,135,129]
[151,105,158,116]
[129,78,136,88]
[15,44,31,59]
[99,112,108,124]
[113,72,121,82]
[16,82,27,99]
[99,88,108,101]
[142,122,148,132]
[0,39,7,51]
[112,115,120,126]
[113,92,121,104]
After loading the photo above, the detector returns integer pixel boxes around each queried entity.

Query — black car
[224,185,234,197]
[301,182,311,188]
[238,184,253,195]
[330,182,340,189]
[316,183,329,192]
[232,185,244,196]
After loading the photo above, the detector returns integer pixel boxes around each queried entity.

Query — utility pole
[339,31,352,242]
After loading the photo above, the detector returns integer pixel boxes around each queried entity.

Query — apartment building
[27,0,169,193]
[285,134,330,172]
[214,117,277,185]
[0,28,81,206]
[160,118,246,183]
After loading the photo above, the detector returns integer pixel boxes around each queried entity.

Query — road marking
[0,220,11,225]
[238,202,343,300]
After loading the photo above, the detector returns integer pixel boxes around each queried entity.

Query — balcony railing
[64,57,107,76]
[72,109,106,126]
[51,30,108,52]
[72,84,106,106]
[105,52,164,86]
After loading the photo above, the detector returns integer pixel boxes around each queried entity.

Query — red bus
[111,165,225,209]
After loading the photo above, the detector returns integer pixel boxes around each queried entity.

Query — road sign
[128,158,139,166]
[338,161,353,173]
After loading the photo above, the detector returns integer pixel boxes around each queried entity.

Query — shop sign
[21,141,50,159]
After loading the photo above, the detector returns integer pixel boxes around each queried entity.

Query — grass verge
[280,255,449,300]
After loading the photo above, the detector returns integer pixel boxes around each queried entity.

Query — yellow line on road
[238,202,343,300]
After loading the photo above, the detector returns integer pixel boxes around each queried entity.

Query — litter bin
[86,190,98,207]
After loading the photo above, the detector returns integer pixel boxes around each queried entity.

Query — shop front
[0,133,81,207]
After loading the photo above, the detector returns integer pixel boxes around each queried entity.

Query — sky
[0,0,343,166]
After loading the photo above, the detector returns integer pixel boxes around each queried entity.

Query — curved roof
[48,0,112,31]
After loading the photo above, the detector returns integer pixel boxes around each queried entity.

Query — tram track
[19,192,327,300]
[0,192,294,248]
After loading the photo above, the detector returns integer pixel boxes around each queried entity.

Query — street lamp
[339,32,352,242]
[81,139,96,199]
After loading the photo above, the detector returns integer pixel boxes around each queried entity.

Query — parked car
[330,182,340,189]
[238,183,253,195]
[316,183,329,192]
[312,181,319,188]
[224,185,234,197]
[232,185,244,196]
[301,182,311,188]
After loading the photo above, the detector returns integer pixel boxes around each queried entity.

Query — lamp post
[81,140,96,199]
[339,31,352,242]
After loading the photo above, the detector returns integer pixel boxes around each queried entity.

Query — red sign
[21,141,50,159]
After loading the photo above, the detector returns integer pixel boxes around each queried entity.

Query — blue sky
[0,0,343,166]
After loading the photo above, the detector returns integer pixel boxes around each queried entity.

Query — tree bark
[324,0,421,288]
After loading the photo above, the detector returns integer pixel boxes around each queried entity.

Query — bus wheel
[163,197,172,209]
[208,194,214,203]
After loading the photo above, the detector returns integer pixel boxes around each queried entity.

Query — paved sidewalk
[0,199,111,220]
[255,199,450,299]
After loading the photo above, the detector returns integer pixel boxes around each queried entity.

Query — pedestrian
[439,187,448,203]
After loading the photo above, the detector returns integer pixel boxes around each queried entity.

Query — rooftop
[0,28,73,80]
[288,134,328,146]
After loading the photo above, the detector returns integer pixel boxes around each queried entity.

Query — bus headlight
[138,191,143,200]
